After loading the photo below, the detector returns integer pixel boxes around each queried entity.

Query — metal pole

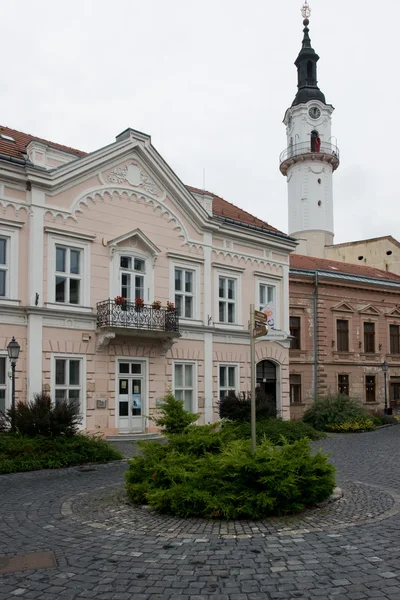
[384,370,388,414]
[250,304,256,453]
[11,362,16,433]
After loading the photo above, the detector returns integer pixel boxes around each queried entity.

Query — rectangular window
[219,277,236,323]
[0,236,8,298]
[337,319,349,352]
[259,283,274,309]
[364,322,375,353]
[175,267,194,319]
[365,375,376,403]
[219,365,237,400]
[390,324,400,355]
[290,317,301,350]
[55,246,81,305]
[55,358,81,410]
[0,356,6,414]
[289,374,302,404]
[120,255,145,301]
[174,363,195,412]
[338,374,349,396]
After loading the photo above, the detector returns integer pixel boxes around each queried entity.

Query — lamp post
[7,337,20,432]
[382,360,389,415]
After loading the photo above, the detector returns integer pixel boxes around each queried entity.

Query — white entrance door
[117,361,146,433]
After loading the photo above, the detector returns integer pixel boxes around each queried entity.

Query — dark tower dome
[292,9,326,106]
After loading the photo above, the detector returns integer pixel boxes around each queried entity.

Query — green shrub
[0,434,123,473]
[226,418,325,444]
[367,408,398,426]
[325,418,375,433]
[219,390,277,421]
[303,394,367,431]
[152,391,198,434]
[0,393,82,437]
[125,436,335,519]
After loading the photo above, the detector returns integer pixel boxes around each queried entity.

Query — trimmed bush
[219,390,277,421]
[125,436,335,519]
[0,393,81,437]
[226,418,325,444]
[325,418,375,433]
[0,434,123,474]
[152,391,198,434]
[303,394,367,431]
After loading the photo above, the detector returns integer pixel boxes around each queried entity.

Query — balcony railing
[279,141,340,175]
[97,299,179,333]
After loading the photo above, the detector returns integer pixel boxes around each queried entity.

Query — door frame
[114,356,149,432]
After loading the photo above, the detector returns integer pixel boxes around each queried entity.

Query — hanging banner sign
[261,302,275,330]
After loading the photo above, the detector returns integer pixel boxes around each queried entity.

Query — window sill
[178,318,203,327]
[0,299,21,307]
[214,323,244,330]
[360,353,381,360]
[45,303,93,314]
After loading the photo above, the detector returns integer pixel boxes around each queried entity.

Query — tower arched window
[307,60,313,83]
[311,130,320,153]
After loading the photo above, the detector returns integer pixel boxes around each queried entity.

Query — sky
[1,0,398,244]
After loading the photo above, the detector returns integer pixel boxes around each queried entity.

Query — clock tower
[280,1,339,257]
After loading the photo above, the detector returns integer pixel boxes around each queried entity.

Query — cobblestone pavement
[2,428,400,599]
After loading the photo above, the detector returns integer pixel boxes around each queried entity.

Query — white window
[259,283,274,310]
[55,246,81,304]
[175,267,194,318]
[0,236,7,298]
[219,276,236,323]
[0,356,7,413]
[219,364,238,400]
[256,278,280,331]
[174,362,195,412]
[54,357,82,409]
[120,256,146,302]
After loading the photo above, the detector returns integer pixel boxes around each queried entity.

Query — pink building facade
[0,126,296,436]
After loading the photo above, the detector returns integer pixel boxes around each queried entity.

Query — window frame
[0,353,9,413]
[51,354,86,428]
[172,361,198,413]
[214,269,242,327]
[218,363,240,401]
[390,324,400,355]
[55,245,82,305]
[338,373,349,396]
[255,276,281,331]
[365,374,376,404]
[48,235,90,309]
[119,254,146,302]
[336,319,349,352]
[112,248,154,305]
[170,261,201,321]
[289,374,302,404]
[0,226,19,303]
[289,316,301,350]
[363,321,376,354]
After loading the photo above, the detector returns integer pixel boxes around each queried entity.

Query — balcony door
[117,360,146,433]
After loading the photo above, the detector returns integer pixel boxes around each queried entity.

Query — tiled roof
[0,125,283,235]
[326,235,400,250]
[0,125,86,160]
[290,254,400,282]
[186,186,283,234]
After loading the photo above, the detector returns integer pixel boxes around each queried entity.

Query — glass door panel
[118,378,130,431]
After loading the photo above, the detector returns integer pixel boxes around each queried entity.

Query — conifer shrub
[125,436,335,519]
[152,391,199,434]
[0,393,82,437]
[324,418,375,433]
[225,418,325,444]
[302,394,367,431]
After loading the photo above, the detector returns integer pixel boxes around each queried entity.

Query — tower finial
[301,1,311,22]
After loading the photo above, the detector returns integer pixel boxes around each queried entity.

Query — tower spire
[292,2,326,106]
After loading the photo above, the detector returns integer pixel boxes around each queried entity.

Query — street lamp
[381,360,389,415]
[7,337,20,432]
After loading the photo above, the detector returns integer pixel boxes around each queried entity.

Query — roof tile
[290,254,400,282]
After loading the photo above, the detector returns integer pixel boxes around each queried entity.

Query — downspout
[313,271,319,398]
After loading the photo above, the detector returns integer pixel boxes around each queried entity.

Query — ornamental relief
[107,163,159,196]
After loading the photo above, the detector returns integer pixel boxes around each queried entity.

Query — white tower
[280,2,339,258]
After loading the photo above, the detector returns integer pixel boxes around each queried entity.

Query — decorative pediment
[358,304,380,316]
[107,228,160,258]
[331,301,355,313]
[385,307,400,318]
[106,162,159,197]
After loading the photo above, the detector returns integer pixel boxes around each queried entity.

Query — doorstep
[106,433,163,441]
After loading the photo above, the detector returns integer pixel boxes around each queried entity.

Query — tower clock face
[308,106,321,120]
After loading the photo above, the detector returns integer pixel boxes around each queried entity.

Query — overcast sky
[1,0,398,243]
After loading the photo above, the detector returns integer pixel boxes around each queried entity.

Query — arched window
[311,130,320,152]
[307,60,313,82]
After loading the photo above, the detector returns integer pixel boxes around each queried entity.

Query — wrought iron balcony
[279,141,340,175]
[96,299,179,334]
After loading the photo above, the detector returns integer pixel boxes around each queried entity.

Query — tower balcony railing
[97,299,180,333]
[279,141,340,175]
